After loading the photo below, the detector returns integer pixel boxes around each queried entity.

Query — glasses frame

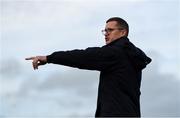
[101,28,124,35]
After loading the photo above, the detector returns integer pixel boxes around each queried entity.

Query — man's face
[104,21,126,44]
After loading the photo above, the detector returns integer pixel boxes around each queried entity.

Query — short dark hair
[106,17,129,36]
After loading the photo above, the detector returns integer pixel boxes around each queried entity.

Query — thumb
[38,60,47,66]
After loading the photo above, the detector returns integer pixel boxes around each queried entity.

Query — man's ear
[120,29,127,37]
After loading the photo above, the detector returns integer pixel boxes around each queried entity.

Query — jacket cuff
[46,55,52,63]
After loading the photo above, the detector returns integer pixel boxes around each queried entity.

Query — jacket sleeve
[46,46,120,71]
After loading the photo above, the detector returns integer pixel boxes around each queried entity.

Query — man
[26,17,151,117]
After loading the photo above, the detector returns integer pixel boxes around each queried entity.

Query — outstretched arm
[25,46,121,71]
[25,56,47,70]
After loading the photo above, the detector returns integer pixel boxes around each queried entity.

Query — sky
[0,0,180,117]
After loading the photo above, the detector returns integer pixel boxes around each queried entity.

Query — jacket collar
[107,36,129,46]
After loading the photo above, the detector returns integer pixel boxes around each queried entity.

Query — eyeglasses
[101,28,124,35]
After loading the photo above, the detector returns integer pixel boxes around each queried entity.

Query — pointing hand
[25,56,47,70]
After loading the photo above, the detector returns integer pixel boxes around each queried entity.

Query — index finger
[25,57,35,60]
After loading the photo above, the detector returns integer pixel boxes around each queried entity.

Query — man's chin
[105,40,111,45]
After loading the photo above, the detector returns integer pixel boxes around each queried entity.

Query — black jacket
[47,37,151,117]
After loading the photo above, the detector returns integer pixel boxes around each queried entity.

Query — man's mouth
[105,37,109,42]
